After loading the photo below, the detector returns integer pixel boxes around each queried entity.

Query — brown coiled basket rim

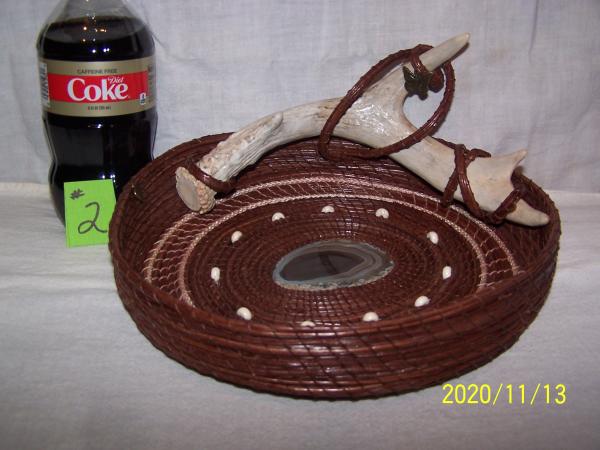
[109,134,561,399]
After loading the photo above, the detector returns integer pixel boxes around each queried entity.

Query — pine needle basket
[108,133,560,399]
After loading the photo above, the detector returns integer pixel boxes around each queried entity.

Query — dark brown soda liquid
[37,15,157,222]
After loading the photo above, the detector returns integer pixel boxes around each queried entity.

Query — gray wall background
[2,0,599,191]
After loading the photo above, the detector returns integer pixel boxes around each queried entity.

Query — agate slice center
[273,240,394,290]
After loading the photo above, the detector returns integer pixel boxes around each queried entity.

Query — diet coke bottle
[37,0,157,222]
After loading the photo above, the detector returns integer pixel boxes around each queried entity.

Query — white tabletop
[0,183,598,450]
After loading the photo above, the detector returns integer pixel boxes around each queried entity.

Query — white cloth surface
[1,0,599,192]
[0,183,599,450]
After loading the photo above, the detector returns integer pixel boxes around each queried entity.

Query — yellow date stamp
[442,383,567,405]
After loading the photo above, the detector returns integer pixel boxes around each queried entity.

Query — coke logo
[46,70,149,105]
[67,77,129,102]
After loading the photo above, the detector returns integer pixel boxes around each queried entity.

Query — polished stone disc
[273,239,394,290]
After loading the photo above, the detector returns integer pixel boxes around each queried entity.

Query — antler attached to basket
[175,33,549,227]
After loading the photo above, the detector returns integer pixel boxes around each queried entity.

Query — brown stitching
[438,140,522,224]
[487,186,524,224]
[318,44,455,161]
[407,51,444,97]
[185,160,236,194]
[316,43,524,225]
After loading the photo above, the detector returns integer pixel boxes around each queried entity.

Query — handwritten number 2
[78,201,107,234]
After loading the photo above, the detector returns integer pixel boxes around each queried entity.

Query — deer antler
[175,33,549,226]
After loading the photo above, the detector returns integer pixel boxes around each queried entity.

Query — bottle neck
[46,0,134,23]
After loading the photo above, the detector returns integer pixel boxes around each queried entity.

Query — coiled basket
[109,133,560,399]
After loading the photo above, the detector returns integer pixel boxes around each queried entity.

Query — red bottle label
[39,57,156,117]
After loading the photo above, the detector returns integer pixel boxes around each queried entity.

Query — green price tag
[64,180,116,247]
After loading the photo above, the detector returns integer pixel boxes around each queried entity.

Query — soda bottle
[37,0,157,222]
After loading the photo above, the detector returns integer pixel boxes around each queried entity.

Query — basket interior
[111,135,559,327]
